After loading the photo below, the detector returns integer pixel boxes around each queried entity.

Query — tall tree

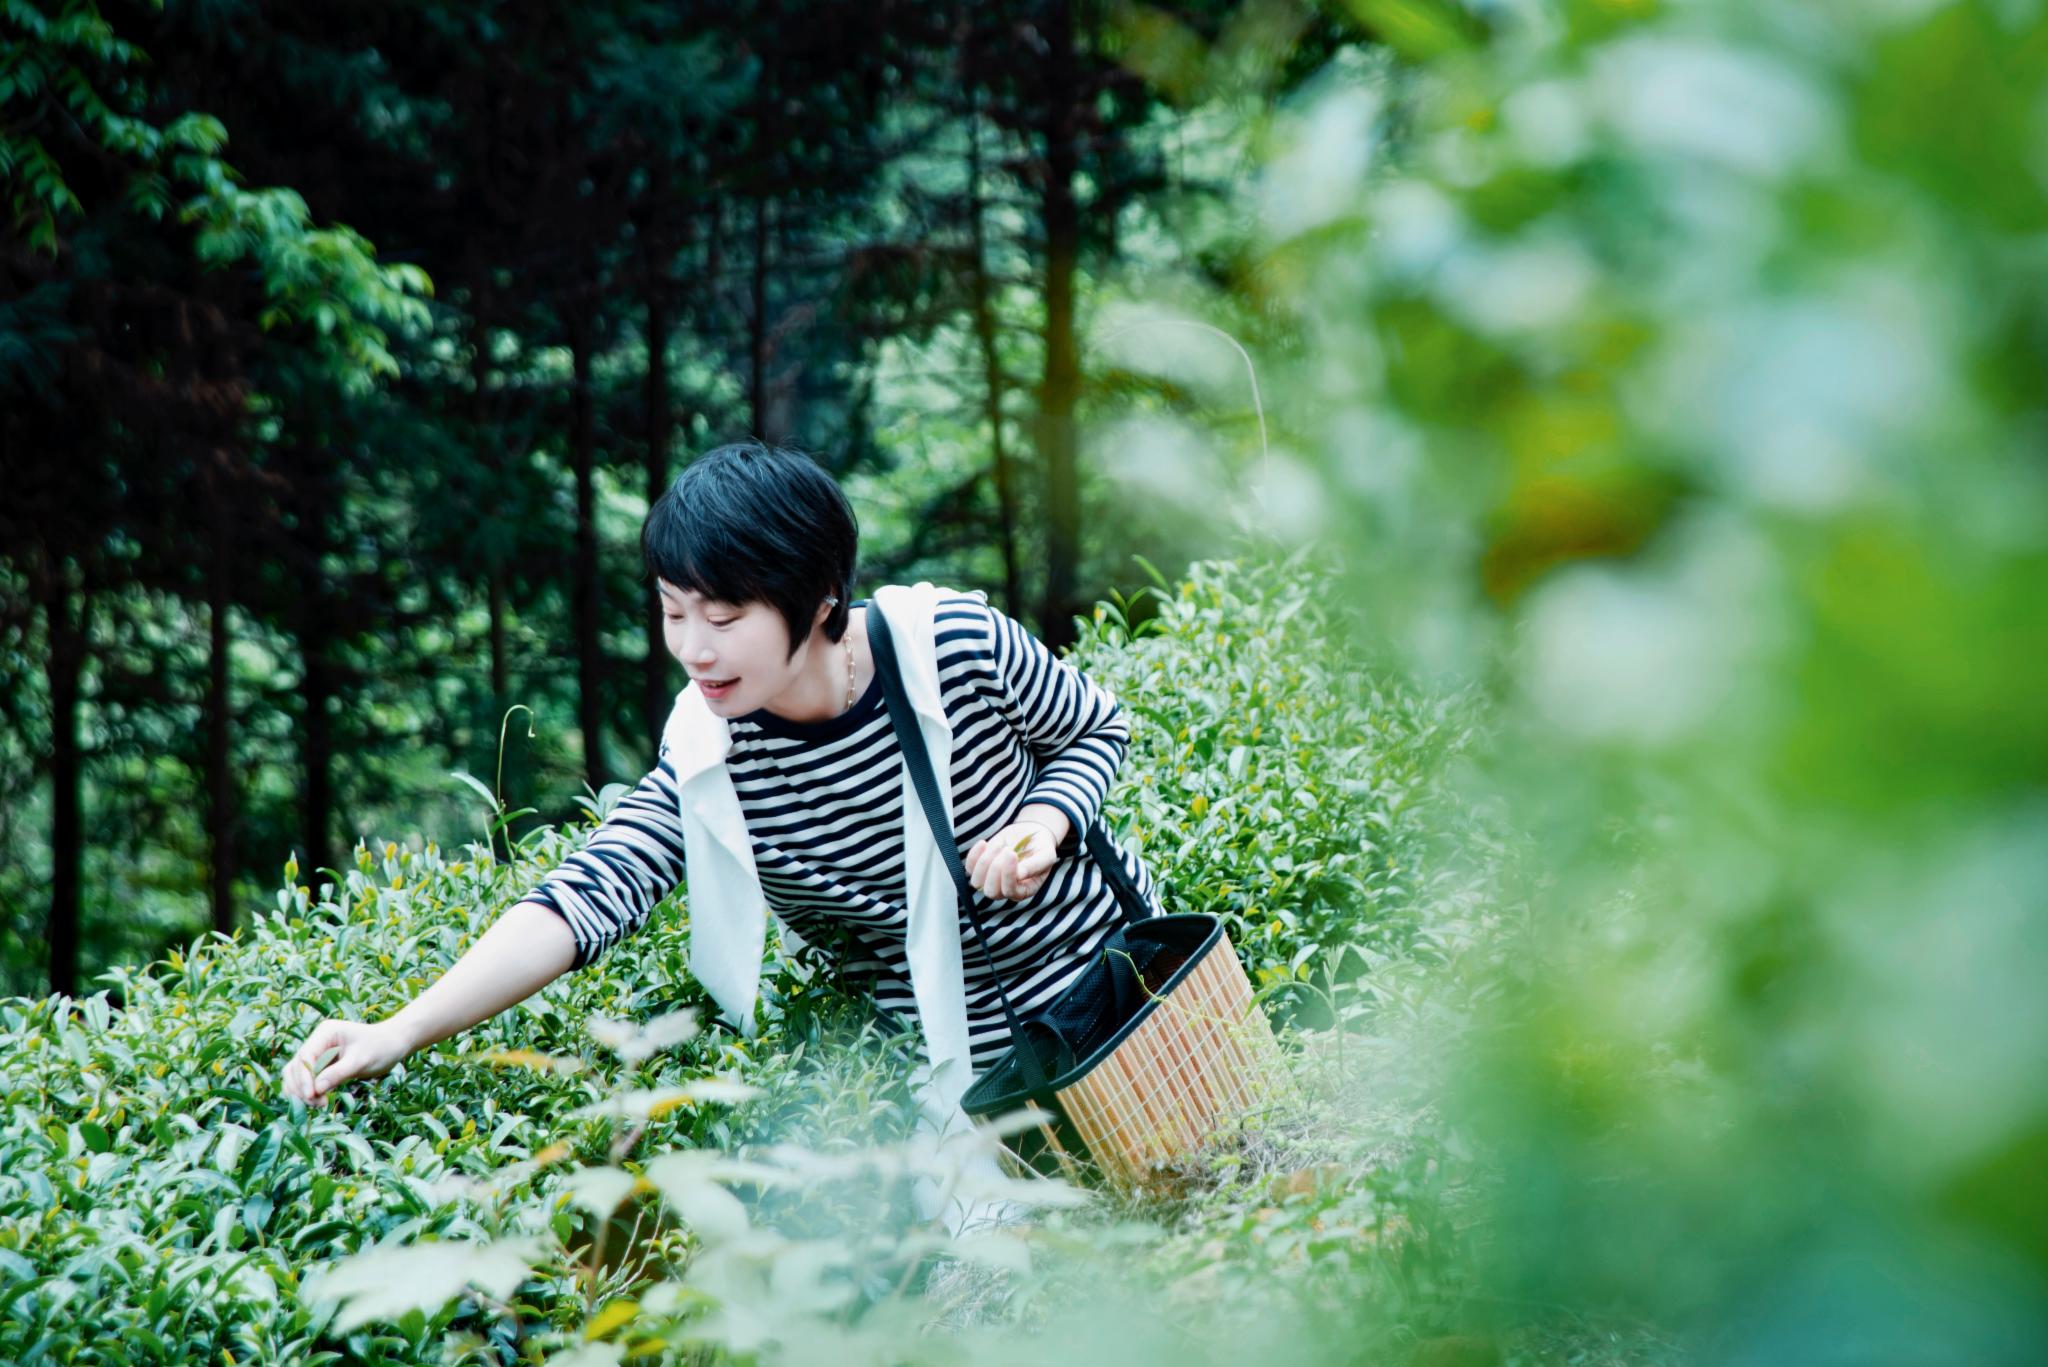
[963,30,1026,619]
[2,0,424,991]
[950,0,1346,644]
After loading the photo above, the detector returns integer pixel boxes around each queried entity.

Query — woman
[280,442,1160,1225]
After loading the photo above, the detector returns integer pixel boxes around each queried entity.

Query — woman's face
[658,580,823,717]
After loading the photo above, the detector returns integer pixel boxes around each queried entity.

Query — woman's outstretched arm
[386,899,577,1051]
[521,747,689,968]
[281,749,688,1108]
[281,899,575,1108]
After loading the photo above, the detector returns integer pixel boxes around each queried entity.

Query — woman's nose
[678,627,717,665]
[667,624,708,665]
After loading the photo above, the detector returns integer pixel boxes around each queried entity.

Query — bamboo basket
[963,913,1285,1194]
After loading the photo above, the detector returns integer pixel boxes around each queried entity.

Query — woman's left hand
[966,819,1060,900]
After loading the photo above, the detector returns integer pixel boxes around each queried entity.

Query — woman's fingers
[969,836,1017,895]
[285,1022,335,1102]
[309,1041,351,1101]
[1004,827,1055,897]
[1016,836,1054,882]
[1000,846,1028,897]
[282,1022,358,1108]
[996,848,1031,898]
[962,825,1058,899]
[969,845,1005,895]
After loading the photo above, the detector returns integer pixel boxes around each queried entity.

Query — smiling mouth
[696,677,739,691]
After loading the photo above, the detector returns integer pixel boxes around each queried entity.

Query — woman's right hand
[281,1018,415,1110]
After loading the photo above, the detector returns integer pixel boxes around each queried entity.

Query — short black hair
[642,441,859,656]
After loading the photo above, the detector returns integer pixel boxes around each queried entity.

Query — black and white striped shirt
[526,590,1157,1066]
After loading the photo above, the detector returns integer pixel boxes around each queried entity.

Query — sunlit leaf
[305,1236,546,1333]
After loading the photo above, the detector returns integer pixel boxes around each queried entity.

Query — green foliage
[0,0,429,367]
[1070,553,1496,1021]
[182,185,432,385]
[0,829,724,1365]
[0,0,143,250]
[0,560,1483,1365]
[1149,0,2048,1359]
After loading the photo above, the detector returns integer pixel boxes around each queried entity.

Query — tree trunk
[568,306,611,788]
[43,567,84,999]
[300,580,335,886]
[750,196,773,441]
[472,286,508,722]
[487,566,507,708]
[1036,0,1084,652]
[966,50,1025,621]
[643,183,677,749]
[205,519,236,936]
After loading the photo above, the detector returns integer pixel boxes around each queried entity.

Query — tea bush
[0,558,1488,1366]
[1068,551,1503,1023]
[0,826,757,1365]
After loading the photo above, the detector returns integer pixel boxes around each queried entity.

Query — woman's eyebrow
[658,588,736,611]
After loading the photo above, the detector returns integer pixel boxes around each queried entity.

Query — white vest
[657,581,981,1129]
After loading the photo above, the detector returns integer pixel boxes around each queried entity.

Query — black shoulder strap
[868,601,1159,1095]
[1083,824,1156,929]
[868,603,1155,928]
[868,603,1047,1093]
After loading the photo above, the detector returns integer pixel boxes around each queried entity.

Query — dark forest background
[1,0,1364,999]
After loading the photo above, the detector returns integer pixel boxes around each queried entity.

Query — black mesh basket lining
[960,913,1223,1117]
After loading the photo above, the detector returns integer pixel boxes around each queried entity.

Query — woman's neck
[757,609,867,723]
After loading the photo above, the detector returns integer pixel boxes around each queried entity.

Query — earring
[824,596,839,608]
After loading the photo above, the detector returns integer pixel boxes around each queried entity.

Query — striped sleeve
[977,598,1130,854]
[523,748,687,969]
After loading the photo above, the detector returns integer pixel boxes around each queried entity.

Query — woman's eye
[708,618,736,629]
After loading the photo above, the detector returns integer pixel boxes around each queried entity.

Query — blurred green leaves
[1070,555,1493,1021]
[1188,0,2048,1356]
[306,1236,548,1335]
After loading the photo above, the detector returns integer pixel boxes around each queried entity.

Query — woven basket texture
[1032,931,1280,1192]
